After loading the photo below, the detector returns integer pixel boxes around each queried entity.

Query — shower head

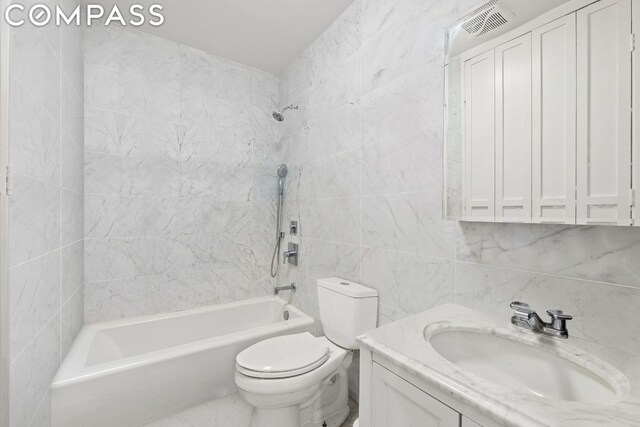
[272,104,298,122]
[277,164,288,196]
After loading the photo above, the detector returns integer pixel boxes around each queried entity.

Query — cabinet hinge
[632,34,636,52]
[631,188,636,207]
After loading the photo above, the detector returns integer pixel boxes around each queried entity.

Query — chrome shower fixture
[272,104,298,121]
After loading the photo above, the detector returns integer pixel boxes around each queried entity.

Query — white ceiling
[96,0,354,75]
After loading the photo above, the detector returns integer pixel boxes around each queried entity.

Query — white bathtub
[51,296,314,427]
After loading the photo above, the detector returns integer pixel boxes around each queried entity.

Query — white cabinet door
[635,0,640,226]
[463,49,495,221]
[371,364,459,427]
[532,15,577,224]
[576,0,632,225]
[495,33,532,223]
[462,417,483,427]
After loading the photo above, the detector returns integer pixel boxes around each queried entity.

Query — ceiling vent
[460,0,514,38]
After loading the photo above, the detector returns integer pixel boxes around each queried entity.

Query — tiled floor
[143,394,359,427]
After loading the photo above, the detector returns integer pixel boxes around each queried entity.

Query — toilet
[235,278,378,427]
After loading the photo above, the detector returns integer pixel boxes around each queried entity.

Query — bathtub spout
[274,283,297,296]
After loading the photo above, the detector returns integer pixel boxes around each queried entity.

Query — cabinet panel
[495,34,532,223]
[576,0,632,225]
[532,15,577,224]
[462,417,483,427]
[463,49,496,221]
[371,363,459,427]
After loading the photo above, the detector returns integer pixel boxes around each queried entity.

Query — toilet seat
[236,333,330,379]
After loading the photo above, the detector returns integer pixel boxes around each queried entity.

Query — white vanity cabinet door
[576,0,632,225]
[371,363,460,427]
[495,33,532,223]
[463,49,496,222]
[462,417,483,427]
[531,15,577,224]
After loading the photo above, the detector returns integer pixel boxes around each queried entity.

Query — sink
[427,328,626,404]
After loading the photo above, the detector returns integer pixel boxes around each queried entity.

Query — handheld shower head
[272,104,298,122]
[277,164,288,195]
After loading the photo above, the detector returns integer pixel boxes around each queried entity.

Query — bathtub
[51,296,314,427]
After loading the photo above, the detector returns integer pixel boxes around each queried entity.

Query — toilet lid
[236,333,330,379]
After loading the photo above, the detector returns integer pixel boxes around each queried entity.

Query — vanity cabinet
[360,350,497,427]
[456,0,636,225]
[371,364,459,427]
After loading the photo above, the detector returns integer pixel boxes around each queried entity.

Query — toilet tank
[317,278,378,350]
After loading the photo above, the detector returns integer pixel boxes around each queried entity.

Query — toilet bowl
[235,333,350,427]
[235,278,378,427]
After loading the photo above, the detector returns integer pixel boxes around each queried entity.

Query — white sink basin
[427,328,625,404]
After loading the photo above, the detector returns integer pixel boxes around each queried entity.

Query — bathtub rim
[52,296,313,388]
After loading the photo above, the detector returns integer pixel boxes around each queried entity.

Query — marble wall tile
[85,64,180,120]
[307,149,361,200]
[85,108,179,159]
[10,81,60,185]
[457,222,640,289]
[455,262,640,355]
[61,189,83,246]
[9,174,60,267]
[362,127,443,195]
[85,152,179,197]
[61,287,84,358]
[178,199,253,236]
[84,275,178,323]
[9,317,60,427]
[61,240,84,302]
[306,239,362,282]
[361,248,455,315]
[84,237,181,282]
[308,103,362,160]
[10,23,61,120]
[84,26,281,324]
[9,251,60,361]
[361,191,455,259]
[8,5,83,426]
[307,197,360,245]
[85,195,178,238]
[307,55,361,124]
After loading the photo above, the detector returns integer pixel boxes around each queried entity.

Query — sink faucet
[510,301,573,339]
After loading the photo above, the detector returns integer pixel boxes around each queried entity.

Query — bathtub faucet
[274,283,297,296]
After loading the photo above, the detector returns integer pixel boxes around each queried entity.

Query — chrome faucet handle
[546,310,573,332]
[510,301,534,320]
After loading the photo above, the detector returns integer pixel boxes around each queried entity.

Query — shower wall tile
[9,251,60,361]
[10,81,60,185]
[9,317,60,427]
[84,275,178,323]
[61,240,84,302]
[84,108,179,159]
[8,174,60,267]
[61,189,84,246]
[8,1,84,425]
[84,26,282,322]
[84,237,181,283]
[85,152,179,198]
[85,195,178,238]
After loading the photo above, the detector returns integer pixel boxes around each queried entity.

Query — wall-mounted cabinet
[446,0,637,226]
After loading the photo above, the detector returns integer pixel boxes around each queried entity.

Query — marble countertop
[358,304,640,427]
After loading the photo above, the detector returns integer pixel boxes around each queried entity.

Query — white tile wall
[278,0,640,401]
[7,0,85,424]
[83,25,281,322]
